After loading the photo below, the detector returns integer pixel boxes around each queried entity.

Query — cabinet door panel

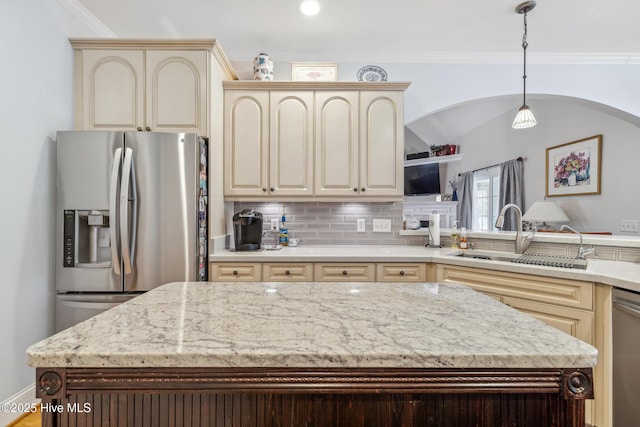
[503,297,594,344]
[314,92,359,196]
[270,92,314,196]
[146,50,208,136]
[81,50,144,130]
[224,91,269,196]
[359,91,404,196]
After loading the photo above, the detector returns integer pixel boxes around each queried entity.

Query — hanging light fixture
[512,1,537,129]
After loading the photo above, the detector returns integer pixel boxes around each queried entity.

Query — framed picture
[291,62,338,81]
[545,134,602,197]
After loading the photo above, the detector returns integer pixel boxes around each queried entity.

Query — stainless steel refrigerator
[55,131,208,332]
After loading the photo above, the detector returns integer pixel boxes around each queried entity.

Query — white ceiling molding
[56,0,116,38]
[358,52,640,65]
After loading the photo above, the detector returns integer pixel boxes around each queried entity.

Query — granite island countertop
[27,281,597,369]
[210,245,640,292]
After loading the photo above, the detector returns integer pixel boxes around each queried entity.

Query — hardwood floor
[5,406,40,427]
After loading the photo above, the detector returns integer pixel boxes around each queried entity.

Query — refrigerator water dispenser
[63,209,111,268]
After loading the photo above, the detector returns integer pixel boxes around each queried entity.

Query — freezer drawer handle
[120,148,138,275]
[109,148,123,275]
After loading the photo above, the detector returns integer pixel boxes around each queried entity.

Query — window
[472,166,500,231]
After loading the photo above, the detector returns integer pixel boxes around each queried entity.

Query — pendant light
[512,1,537,129]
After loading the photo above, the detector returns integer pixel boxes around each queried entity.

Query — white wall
[0,0,77,401]
[440,98,640,235]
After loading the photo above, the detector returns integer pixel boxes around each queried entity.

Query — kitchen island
[28,281,596,426]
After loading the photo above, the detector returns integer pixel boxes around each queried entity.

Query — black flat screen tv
[404,163,441,196]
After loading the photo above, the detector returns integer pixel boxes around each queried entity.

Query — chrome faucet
[560,225,595,259]
[495,203,536,254]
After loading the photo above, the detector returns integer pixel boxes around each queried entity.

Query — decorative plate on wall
[357,65,388,82]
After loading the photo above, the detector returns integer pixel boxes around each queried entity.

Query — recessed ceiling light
[299,0,320,16]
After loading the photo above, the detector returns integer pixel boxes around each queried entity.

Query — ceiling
[59,0,640,148]
[67,0,640,64]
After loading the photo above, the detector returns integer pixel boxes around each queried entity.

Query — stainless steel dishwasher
[613,287,640,426]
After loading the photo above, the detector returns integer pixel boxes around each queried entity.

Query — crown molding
[56,0,116,37]
[222,81,411,91]
[337,51,640,65]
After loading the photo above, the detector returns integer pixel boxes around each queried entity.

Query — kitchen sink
[450,250,588,270]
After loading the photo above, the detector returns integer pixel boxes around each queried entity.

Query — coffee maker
[233,209,263,251]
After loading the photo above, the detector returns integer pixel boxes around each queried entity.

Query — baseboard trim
[0,384,38,426]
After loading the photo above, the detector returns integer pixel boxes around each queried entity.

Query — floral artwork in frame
[545,134,602,197]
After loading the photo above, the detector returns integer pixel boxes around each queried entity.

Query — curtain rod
[458,157,523,176]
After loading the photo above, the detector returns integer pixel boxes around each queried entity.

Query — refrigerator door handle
[120,147,138,275]
[109,148,123,275]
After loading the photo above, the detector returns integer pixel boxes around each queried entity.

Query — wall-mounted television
[404,163,441,196]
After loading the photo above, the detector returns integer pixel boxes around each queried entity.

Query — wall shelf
[404,153,463,167]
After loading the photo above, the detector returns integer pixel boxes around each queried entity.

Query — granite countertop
[27,281,597,369]
[209,246,640,293]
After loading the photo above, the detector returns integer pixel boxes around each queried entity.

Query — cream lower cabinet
[71,40,211,137]
[209,262,262,281]
[435,264,609,427]
[223,81,409,200]
[209,262,426,283]
[263,263,313,281]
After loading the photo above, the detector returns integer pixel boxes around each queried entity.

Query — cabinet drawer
[436,265,594,310]
[376,263,426,282]
[263,263,313,281]
[314,263,375,282]
[209,263,262,281]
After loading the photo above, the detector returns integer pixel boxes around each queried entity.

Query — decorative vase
[253,53,274,81]
[452,189,458,201]
[567,172,577,186]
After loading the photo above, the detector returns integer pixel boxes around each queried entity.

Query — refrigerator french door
[55,131,208,331]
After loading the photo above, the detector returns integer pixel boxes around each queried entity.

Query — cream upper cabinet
[270,91,314,196]
[224,90,269,196]
[222,81,410,201]
[78,49,144,131]
[145,50,208,136]
[224,90,313,197]
[72,41,213,137]
[314,92,359,196]
[359,91,404,197]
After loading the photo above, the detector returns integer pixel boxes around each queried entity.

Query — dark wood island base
[36,366,593,427]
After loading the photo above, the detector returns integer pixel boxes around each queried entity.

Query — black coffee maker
[232,209,263,251]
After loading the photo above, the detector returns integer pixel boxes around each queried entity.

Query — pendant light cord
[521,11,529,106]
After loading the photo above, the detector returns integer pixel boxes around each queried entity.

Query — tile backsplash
[233,200,640,261]
[234,201,407,246]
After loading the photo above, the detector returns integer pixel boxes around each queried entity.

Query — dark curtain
[457,171,474,229]
[498,159,524,230]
